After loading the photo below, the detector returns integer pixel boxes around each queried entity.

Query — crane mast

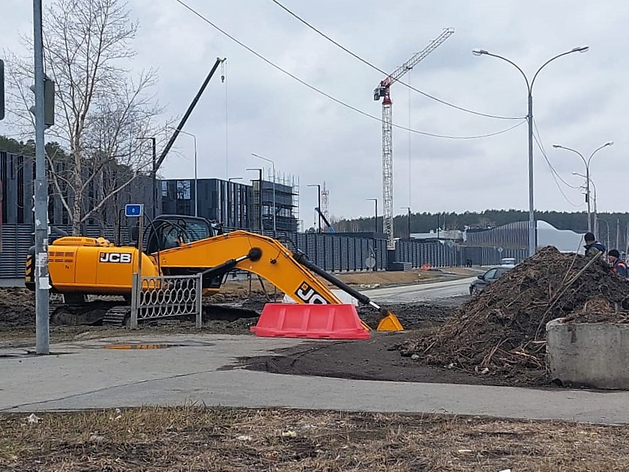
[374,28,454,250]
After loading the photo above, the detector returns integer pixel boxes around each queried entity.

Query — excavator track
[50,301,122,326]
[102,306,131,327]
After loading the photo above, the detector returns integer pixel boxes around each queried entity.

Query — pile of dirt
[0,288,35,327]
[401,246,629,381]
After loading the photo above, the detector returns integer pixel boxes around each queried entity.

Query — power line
[269,0,524,121]
[533,120,580,190]
[532,127,583,208]
[173,0,526,140]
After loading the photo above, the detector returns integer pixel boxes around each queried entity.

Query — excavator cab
[143,215,225,292]
[145,215,215,254]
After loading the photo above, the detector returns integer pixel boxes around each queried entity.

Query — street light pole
[573,171,599,238]
[401,207,411,238]
[137,137,157,218]
[554,142,613,232]
[308,184,322,233]
[597,217,610,250]
[473,46,589,257]
[175,130,198,217]
[246,168,263,232]
[367,198,378,234]
[251,153,276,235]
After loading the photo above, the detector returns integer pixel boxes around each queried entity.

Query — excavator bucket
[377,311,403,331]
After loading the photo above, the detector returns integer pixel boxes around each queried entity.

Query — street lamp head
[572,46,589,53]
[552,144,562,148]
[604,141,614,147]
[472,49,488,56]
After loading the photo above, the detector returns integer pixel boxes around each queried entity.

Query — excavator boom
[157,230,344,305]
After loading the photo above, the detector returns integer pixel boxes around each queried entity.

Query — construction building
[159,175,299,234]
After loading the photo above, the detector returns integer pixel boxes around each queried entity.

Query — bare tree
[6,0,163,234]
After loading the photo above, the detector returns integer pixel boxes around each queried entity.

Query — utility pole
[151,138,157,217]
[308,184,321,233]
[401,207,411,238]
[33,0,50,354]
[367,198,378,234]
[137,137,157,217]
[246,168,263,232]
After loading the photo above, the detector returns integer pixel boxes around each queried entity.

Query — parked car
[469,266,513,296]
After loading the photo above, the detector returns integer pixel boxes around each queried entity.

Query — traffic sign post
[125,204,144,276]
[125,204,143,217]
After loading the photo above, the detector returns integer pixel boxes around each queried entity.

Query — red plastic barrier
[250,303,370,340]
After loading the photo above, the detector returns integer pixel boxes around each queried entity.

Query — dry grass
[2,406,629,471]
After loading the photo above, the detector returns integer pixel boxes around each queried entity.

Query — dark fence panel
[0,224,32,278]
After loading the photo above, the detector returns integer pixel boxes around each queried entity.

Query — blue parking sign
[125,204,143,217]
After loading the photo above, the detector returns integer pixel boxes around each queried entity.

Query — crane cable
[269,0,524,121]
[173,0,527,140]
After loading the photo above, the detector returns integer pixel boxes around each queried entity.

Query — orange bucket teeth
[377,313,403,331]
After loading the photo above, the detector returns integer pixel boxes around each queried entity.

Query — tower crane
[374,28,454,250]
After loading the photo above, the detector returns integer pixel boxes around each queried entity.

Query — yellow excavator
[25,214,403,330]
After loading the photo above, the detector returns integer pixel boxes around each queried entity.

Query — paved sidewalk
[2,334,628,425]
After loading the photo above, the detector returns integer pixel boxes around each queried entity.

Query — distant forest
[333,210,629,238]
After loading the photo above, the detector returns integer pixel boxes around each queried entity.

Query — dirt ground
[3,406,629,472]
[3,267,629,470]
[0,266,570,387]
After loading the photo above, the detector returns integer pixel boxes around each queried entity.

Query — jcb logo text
[99,252,132,263]
[295,282,329,304]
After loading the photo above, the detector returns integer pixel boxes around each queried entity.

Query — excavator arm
[156,230,402,330]
[156,230,344,305]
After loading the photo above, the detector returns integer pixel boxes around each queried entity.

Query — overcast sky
[2,0,628,227]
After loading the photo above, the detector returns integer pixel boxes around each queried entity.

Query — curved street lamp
[366,198,378,234]
[472,46,589,256]
[251,153,276,235]
[554,142,613,232]
[597,217,611,251]
[572,171,598,236]
[307,184,322,233]
[166,127,198,217]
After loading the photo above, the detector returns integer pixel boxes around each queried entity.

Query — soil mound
[401,246,629,380]
[0,288,35,327]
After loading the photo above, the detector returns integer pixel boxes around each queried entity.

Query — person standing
[607,249,627,277]
[584,232,606,258]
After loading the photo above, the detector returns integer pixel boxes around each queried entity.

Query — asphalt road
[2,333,629,425]
[363,276,476,303]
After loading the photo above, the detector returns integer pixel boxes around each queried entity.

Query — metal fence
[130,273,203,329]
[0,224,34,278]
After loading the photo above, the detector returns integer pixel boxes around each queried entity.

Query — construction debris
[401,246,629,381]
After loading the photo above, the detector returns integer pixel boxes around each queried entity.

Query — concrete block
[547,319,629,390]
